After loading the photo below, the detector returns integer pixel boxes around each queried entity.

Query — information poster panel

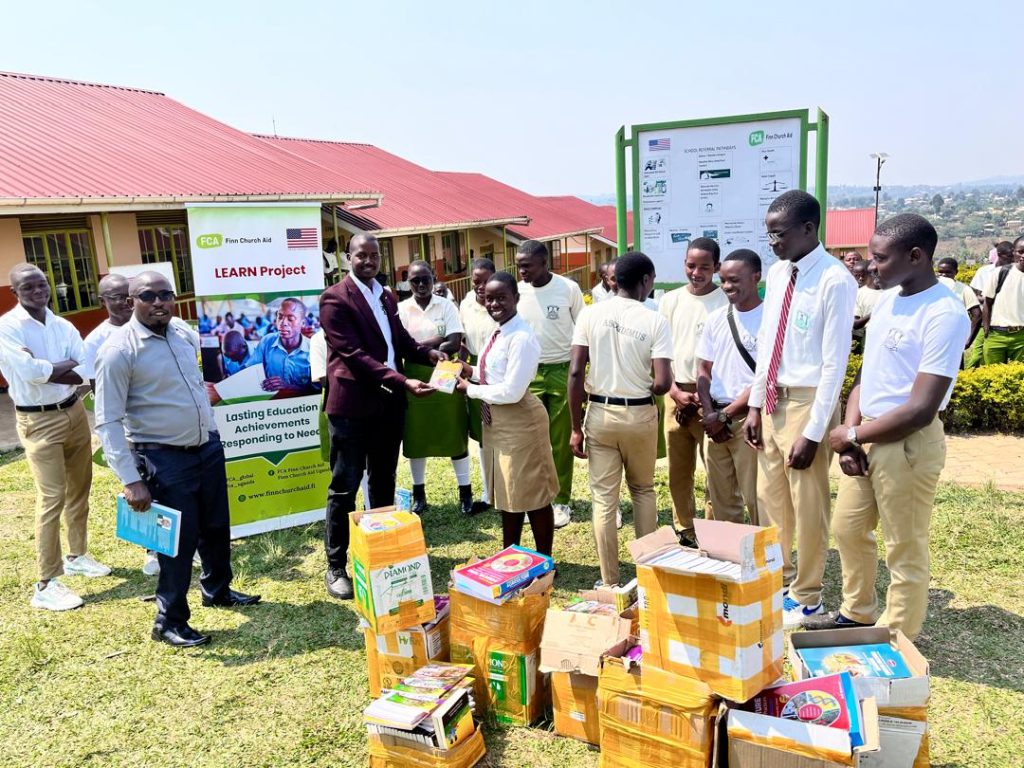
[636,116,804,282]
[186,203,329,538]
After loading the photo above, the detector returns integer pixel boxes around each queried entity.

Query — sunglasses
[408,277,433,285]
[134,289,176,303]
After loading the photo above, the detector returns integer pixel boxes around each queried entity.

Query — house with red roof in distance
[825,207,876,261]
[0,70,380,337]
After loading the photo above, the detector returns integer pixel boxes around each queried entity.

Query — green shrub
[842,356,1024,433]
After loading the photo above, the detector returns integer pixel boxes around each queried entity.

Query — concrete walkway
[1,392,1021,491]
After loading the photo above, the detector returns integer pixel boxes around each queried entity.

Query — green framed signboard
[615,108,829,284]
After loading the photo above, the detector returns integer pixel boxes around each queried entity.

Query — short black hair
[995,240,1014,257]
[874,213,939,257]
[471,258,496,272]
[936,257,958,271]
[325,237,337,253]
[516,239,548,262]
[614,251,655,290]
[723,248,761,273]
[767,190,821,228]
[688,237,721,264]
[1014,234,1024,248]
[851,259,869,271]
[408,259,433,274]
[487,271,518,295]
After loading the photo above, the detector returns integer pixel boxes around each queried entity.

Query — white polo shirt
[459,293,498,357]
[398,294,463,344]
[658,286,728,384]
[517,273,584,364]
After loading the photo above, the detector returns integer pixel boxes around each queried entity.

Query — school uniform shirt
[936,276,980,313]
[983,267,1024,326]
[517,274,585,364]
[696,303,765,403]
[571,296,674,399]
[0,304,85,407]
[459,293,498,356]
[859,282,970,419]
[969,263,995,293]
[398,294,464,345]
[854,286,881,318]
[81,319,120,381]
[658,286,728,384]
[466,314,541,405]
[748,244,858,442]
[590,283,612,302]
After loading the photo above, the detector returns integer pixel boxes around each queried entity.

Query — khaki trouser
[833,416,946,641]
[758,388,839,607]
[706,424,759,526]
[15,399,93,581]
[584,402,659,586]
[665,411,707,533]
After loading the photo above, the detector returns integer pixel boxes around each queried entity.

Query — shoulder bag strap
[727,305,757,372]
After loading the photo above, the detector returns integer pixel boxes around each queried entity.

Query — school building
[824,207,876,260]
[0,70,625,345]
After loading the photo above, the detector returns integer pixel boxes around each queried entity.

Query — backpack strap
[727,305,757,372]
[994,265,1012,298]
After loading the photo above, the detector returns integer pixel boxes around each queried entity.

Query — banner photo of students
[186,203,329,537]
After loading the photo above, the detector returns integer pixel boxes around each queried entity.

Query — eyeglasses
[100,293,130,303]
[766,223,801,245]
[134,289,176,303]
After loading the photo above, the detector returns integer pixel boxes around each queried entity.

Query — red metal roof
[0,71,377,204]
[826,208,875,248]
[436,173,601,241]
[255,136,528,232]
[539,196,634,248]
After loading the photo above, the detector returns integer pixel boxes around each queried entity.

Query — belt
[15,393,78,413]
[991,326,1024,333]
[588,394,655,406]
[773,386,817,401]
[132,441,205,453]
[674,382,697,393]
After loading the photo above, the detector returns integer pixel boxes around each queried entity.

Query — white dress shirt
[0,303,85,407]
[748,244,858,442]
[81,319,121,381]
[350,274,395,370]
[465,314,541,405]
[309,328,327,381]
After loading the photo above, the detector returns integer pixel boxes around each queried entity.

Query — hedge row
[841,356,1024,434]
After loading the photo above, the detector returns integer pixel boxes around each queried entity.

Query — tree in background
[931,193,945,214]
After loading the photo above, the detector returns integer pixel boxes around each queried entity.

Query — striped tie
[763,266,799,415]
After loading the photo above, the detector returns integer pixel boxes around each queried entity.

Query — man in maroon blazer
[319,233,442,599]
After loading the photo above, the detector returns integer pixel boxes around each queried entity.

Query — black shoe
[469,500,491,516]
[803,611,875,632]
[458,484,476,516]
[412,484,428,516]
[202,589,262,608]
[326,568,354,600]
[152,623,210,648]
[677,530,699,548]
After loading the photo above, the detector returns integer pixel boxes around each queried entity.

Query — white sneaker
[616,508,623,530]
[782,595,825,629]
[63,554,111,578]
[30,579,84,611]
[553,504,572,529]
[142,551,160,576]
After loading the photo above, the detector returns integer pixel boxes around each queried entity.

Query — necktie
[478,329,501,385]
[763,266,799,415]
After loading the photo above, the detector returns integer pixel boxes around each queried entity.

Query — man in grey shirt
[95,271,259,648]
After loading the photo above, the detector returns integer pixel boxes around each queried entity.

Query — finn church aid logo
[546,305,560,321]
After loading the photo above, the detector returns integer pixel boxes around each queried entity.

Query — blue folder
[115,495,181,557]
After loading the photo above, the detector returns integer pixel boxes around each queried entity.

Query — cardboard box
[628,519,785,702]
[789,628,930,768]
[449,571,554,726]
[724,698,881,767]
[368,724,486,768]
[350,508,435,635]
[363,596,451,697]
[551,671,600,745]
[598,650,719,768]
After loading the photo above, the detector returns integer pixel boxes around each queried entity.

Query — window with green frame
[138,224,194,294]
[549,240,563,273]
[22,229,100,314]
[441,231,465,275]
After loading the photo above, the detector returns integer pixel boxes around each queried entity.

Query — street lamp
[870,152,889,226]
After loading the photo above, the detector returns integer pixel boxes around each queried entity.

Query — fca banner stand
[614,108,829,286]
[186,203,330,538]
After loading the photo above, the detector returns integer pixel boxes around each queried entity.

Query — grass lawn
[1,450,1022,767]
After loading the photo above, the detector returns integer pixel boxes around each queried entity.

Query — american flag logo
[286,228,318,249]
[648,138,670,151]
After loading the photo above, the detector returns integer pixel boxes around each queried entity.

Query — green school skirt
[403,361,469,459]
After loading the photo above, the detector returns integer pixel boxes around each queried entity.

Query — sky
[3,0,1022,197]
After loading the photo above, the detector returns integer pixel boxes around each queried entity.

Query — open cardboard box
[719,697,881,768]
[539,590,636,676]
[789,628,930,768]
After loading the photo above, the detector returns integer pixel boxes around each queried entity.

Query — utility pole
[870,152,889,226]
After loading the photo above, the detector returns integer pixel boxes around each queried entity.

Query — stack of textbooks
[451,545,554,605]
[740,672,866,747]
[796,643,913,680]
[364,662,476,751]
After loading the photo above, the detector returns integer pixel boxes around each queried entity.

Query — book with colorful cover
[390,662,474,702]
[798,643,913,680]
[115,494,181,557]
[742,672,866,748]
[364,692,440,730]
[430,688,475,750]
[428,360,463,395]
[358,510,419,534]
[452,545,554,602]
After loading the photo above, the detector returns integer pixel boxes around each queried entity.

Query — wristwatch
[717,410,731,424]
[846,426,860,447]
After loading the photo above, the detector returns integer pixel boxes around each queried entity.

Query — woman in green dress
[398,261,476,515]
